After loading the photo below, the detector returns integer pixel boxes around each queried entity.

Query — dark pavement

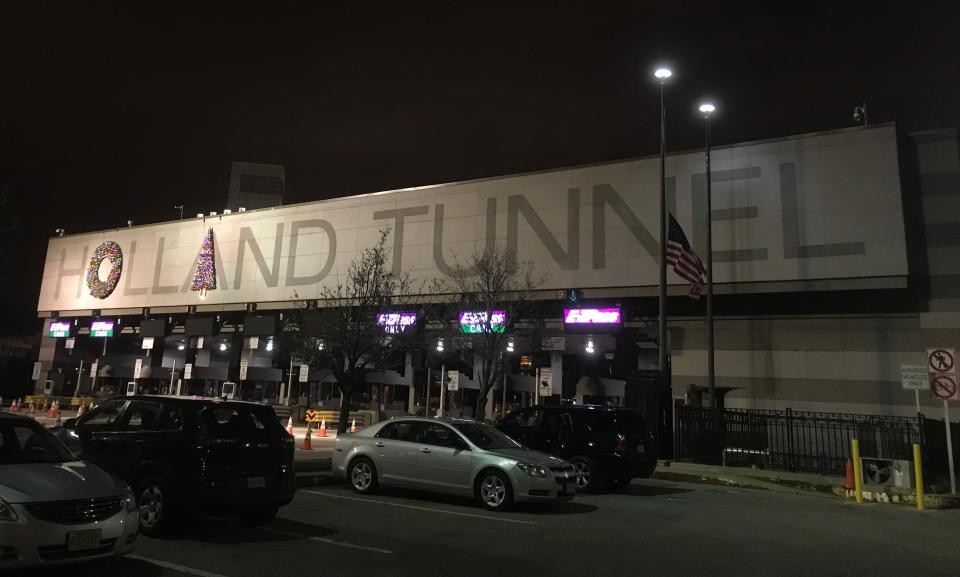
[15,477,960,577]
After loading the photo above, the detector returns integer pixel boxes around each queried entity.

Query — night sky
[4,1,959,335]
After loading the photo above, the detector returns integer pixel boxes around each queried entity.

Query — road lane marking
[128,555,232,577]
[302,489,539,525]
[261,527,394,554]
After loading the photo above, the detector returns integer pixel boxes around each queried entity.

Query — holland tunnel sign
[38,125,907,312]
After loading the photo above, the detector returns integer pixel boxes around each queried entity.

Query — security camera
[126,220,133,227]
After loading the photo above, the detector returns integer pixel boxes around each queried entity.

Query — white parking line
[261,527,394,554]
[302,489,539,525]
[128,555,232,577]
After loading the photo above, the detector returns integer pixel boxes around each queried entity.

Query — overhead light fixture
[177,343,185,351]
[196,213,204,218]
[585,338,595,354]
[317,340,324,351]
[436,338,444,352]
[699,102,716,115]
[209,211,218,217]
[219,342,227,351]
[654,67,673,81]
[506,339,515,353]
[238,207,247,212]
[55,228,65,237]
[223,209,232,215]
[266,339,274,352]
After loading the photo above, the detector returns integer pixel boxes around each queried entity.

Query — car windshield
[452,422,521,450]
[0,418,76,465]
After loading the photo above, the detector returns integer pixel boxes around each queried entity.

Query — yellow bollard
[913,443,925,511]
[851,438,864,504]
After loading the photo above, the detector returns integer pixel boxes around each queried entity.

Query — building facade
[28,124,960,419]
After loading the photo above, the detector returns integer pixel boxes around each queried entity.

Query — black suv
[497,405,656,492]
[56,395,295,535]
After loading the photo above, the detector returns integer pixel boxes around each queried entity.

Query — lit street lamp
[699,102,716,408]
[654,66,672,377]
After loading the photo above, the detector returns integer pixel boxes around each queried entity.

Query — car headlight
[0,498,18,522]
[123,486,137,513]
[516,463,547,478]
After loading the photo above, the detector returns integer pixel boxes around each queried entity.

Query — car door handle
[418,447,431,453]
[374,442,385,447]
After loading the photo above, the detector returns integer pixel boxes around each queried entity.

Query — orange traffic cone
[318,419,327,437]
[50,400,59,419]
[844,458,855,490]
[42,399,49,413]
[287,416,294,436]
[302,425,313,450]
[350,417,356,433]
[11,399,18,411]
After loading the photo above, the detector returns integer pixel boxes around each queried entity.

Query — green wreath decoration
[86,241,123,299]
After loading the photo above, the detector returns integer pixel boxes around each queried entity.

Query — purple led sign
[377,312,417,333]
[563,308,621,325]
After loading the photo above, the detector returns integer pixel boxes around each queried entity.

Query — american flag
[666,213,705,298]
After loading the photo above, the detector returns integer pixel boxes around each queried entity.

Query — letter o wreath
[86,241,123,299]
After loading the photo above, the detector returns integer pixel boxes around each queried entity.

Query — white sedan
[0,410,139,568]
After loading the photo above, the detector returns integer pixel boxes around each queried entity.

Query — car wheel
[349,457,378,494]
[476,470,513,511]
[137,475,172,537]
[239,504,278,526]
[571,457,603,493]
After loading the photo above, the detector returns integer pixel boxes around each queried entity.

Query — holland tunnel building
[29,123,960,425]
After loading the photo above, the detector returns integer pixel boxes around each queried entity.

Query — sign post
[927,347,958,495]
[438,363,446,417]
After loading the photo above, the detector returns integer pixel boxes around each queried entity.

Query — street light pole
[654,67,673,376]
[699,102,717,408]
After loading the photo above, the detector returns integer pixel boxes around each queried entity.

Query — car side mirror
[62,418,77,430]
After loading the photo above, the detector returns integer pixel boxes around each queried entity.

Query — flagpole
[700,103,716,409]
[655,67,672,377]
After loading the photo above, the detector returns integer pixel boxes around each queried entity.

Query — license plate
[67,529,101,552]
[247,476,266,489]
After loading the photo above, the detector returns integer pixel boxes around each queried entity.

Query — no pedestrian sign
[927,347,959,401]
[927,348,956,375]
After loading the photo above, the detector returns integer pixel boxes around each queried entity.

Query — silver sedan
[0,411,139,568]
[333,417,576,510]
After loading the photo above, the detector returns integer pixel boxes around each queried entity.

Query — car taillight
[614,434,626,455]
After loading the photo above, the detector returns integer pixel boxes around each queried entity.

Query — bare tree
[283,230,418,433]
[440,245,544,422]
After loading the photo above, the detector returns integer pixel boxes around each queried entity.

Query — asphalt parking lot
[14,476,960,577]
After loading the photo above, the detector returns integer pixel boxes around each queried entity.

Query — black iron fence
[674,404,924,477]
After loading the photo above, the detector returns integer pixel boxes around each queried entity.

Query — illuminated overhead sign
[90,320,115,337]
[48,322,71,338]
[563,307,621,325]
[459,311,506,334]
[377,311,417,334]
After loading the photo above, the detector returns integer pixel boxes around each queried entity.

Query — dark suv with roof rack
[54,396,295,536]
[497,405,656,492]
